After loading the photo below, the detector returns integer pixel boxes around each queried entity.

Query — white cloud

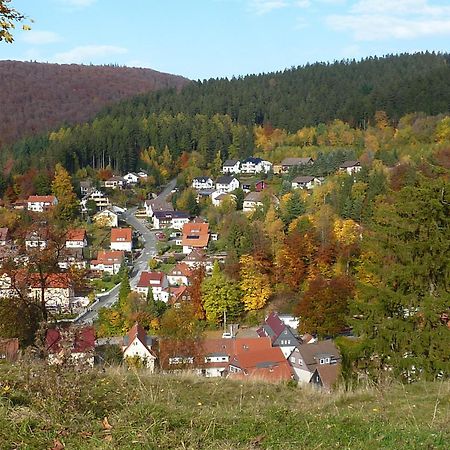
[249,0,288,15]
[22,30,61,45]
[295,0,311,8]
[327,0,450,41]
[52,45,128,64]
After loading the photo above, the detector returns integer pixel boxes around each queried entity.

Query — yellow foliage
[333,218,360,246]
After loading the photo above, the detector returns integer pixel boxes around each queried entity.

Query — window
[290,356,296,363]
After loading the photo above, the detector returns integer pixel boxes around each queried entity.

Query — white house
[123,172,140,185]
[110,228,132,252]
[65,229,88,248]
[90,250,124,274]
[291,176,322,190]
[122,323,157,371]
[26,195,58,213]
[240,157,272,174]
[222,159,241,174]
[153,211,190,230]
[25,230,48,250]
[339,160,362,175]
[243,191,264,212]
[144,198,174,218]
[167,263,192,286]
[136,271,169,302]
[215,176,240,193]
[93,209,118,227]
[84,190,111,210]
[30,273,75,313]
[104,176,125,190]
[192,176,214,190]
[211,191,236,207]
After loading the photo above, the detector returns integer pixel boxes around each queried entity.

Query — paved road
[75,178,177,325]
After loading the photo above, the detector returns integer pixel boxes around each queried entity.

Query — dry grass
[0,362,448,449]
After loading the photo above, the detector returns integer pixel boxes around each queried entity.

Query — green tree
[353,177,450,381]
[201,261,243,323]
[118,273,131,309]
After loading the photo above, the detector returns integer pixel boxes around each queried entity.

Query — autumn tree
[0,0,29,43]
[187,265,206,320]
[51,163,79,222]
[201,261,243,323]
[239,254,272,311]
[296,275,354,337]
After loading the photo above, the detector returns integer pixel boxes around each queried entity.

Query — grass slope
[0,363,448,449]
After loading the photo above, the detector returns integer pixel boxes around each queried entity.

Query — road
[75,178,177,325]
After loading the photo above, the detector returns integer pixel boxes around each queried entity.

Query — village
[0,155,363,391]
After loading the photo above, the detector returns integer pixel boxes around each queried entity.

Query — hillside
[0,363,448,449]
[0,61,189,148]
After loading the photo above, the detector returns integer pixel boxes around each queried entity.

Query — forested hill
[0,61,189,147]
[102,52,450,131]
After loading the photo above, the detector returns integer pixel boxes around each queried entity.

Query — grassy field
[0,362,448,449]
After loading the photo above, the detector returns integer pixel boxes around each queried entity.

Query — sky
[1,0,450,80]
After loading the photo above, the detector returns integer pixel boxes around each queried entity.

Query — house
[65,229,87,248]
[0,228,9,246]
[168,285,190,305]
[122,322,157,370]
[144,198,174,218]
[0,338,19,362]
[240,157,272,174]
[46,326,95,367]
[110,228,132,252]
[26,195,58,212]
[289,340,341,386]
[30,273,75,313]
[79,180,93,196]
[192,176,214,190]
[215,176,240,193]
[136,271,169,302]
[257,312,301,358]
[243,191,264,213]
[123,172,140,185]
[339,160,362,175]
[25,229,49,250]
[104,176,125,189]
[211,191,236,207]
[153,211,190,230]
[137,171,148,179]
[291,176,322,190]
[310,363,342,391]
[58,248,87,270]
[274,157,314,174]
[90,250,124,274]
[222,159,241,174]
[84,189,111,210]
[182,248,213,272]
[167,263,192,286]
[227,339,293,382]
[93,208,119,227]
[181,222,210,254]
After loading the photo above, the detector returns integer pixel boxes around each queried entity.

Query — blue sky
[1,0,450,79]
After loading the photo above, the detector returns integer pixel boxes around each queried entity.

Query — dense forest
[4,52,449,174]
[0,61,189,147]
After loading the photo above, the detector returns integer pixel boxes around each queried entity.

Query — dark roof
[216,176,236,185]
[153,210,190,219]
[46,327,95,354]
[244,191,264,202]
[223,159,239,166]
[313,363,341,390]
[281,157,313,166]
[265,312,286,338]
[295,341,341,368]
[293,176,315,184]
[340,160,360,168]
[242,157,263,164]
[193,176,213,182]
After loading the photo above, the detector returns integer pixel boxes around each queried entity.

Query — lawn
[0,362,448,449]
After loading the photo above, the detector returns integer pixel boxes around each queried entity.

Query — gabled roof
[66,229,87,241]
[111,228,132,243]
[27,195,57,203]
[181,223,210,248]
[92,250,124,264]
[144,198,174,211]
[339,160,360,168]
[242,157,263,165]
[183,248,207,262]
[123,322,156,357]
[313,363,341,390]
[244,191,264,203]
[223,159,240,166]
[216,176,237,185]
[46,326,95,354]
[153,210,190,220]
[29,273,72,289]
[168,263,192,278]
[294,341,341,369]
[137,271,166,288]
[193,176,213,182]
[292,176,315,183]
[281,157,314,166]
[168,285,189,304]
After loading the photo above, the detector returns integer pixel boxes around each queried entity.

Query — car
[222,332,232,339]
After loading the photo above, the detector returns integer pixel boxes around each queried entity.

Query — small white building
[167,263,192,286]
[104,176,125,190]
[243,191,264,212]
[153,211,190,230]
[240,157,272,174]
[215,176,240,193]
[65,229,88,248]
[26,195,58,213]
[110,228,132,252]
[222,159,241,174]
[90,250,124,274]
[291,176,322,190]
[123,172,140,185]
[25,230,48,250]
[339,160,362,175]
[192,176,214,190]
[93,209,119,227]
[85,189,111,210]
[122,323,157,371]
[136,271,169,302]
